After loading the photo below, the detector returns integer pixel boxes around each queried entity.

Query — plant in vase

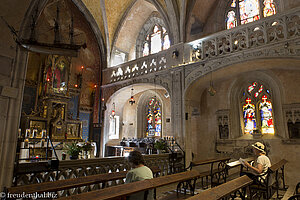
[82,141,93,159]
[154,139,167,154]
[64,143,82,160]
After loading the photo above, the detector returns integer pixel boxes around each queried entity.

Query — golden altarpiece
[21,55,82,141]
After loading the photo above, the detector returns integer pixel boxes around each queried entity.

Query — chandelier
[129,86,135,105]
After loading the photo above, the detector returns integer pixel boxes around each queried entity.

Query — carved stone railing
[189,7,299,62]
[103,7,300,85]
[13,154,173,187]
[102,43,185,85]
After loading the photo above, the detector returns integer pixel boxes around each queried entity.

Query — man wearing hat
[242,142,271,182]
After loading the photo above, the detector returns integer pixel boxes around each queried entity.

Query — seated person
[125,150,154,200]
[242,142,271,183]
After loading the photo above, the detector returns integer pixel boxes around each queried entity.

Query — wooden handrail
[186,175,253,200]
[59,170,201,200]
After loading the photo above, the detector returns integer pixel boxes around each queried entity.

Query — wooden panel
[187,175,253,200]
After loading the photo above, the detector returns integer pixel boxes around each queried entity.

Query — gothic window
[143,25,170,57]
[226,0,277,29]
[241,81,275,135]
[146,97,162,137]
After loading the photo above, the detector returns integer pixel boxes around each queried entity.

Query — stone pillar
[0,49,28,190]
[171,69,184,146]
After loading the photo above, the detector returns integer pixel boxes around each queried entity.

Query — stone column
[0,49,28,190]
[171,69,184,146]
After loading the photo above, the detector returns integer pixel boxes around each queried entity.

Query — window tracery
[142,25,170,57]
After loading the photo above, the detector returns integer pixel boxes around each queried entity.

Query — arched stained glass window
[143,25,170,57]
[259,95,275,134]
[227,11,237,29]
[243,98,257,134]
[263,0,276,17]
[241,81,275,135]
[226,0,277,29]
[146,97,162,137]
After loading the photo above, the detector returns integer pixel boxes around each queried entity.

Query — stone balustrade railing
[103,7,299,85]
[13,153,176,187]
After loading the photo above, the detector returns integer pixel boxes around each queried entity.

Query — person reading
[241,142,271,183]
[125,150,154,200]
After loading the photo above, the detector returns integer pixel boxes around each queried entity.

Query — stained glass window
[263,0,276,17]
[231,0,237,7]
[146,97,162,137]
[239,0,260,24]
[226,0,277,29]
[259,95,275,134]
[142,25,170,57]
[243,98,257,134]
[242,81,275,135]
[226,11,237,29]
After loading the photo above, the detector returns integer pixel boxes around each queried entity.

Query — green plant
[154,140,167,150]
[64,143,82,157]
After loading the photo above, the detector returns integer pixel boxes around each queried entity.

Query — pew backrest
[59,170,201,200]
[186,175,253,200]
[6,166,160,196]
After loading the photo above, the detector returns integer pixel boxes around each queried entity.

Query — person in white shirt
[242,142,271,183]
[125,151,154,200]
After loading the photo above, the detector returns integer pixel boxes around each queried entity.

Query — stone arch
[110,0,171,65]
[228,70,286,139]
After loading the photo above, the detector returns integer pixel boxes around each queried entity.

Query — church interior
[0,0,299,199]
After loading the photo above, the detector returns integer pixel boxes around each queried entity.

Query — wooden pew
[186,175,253,200]
[59,170,202,200]
[249,159,288,200]
[282,182,300,200]
[5,166,160,198]
[188,157,231,188]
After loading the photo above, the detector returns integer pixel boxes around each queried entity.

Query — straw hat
[252,142,266,154]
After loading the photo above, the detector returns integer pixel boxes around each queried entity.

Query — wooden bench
[282,182,300,200]
[249,159,288,200]
[59,170,202,200]
[4,166,160,198]
[188,157,230,188]
[186,175,253,200]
